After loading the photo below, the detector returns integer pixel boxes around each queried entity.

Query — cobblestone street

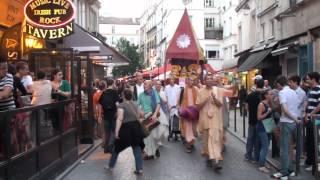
[63,133,275,180]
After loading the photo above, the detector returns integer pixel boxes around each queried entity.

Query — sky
[100,0,146,18]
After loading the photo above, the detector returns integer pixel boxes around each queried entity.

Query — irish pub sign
[24,0,76,39]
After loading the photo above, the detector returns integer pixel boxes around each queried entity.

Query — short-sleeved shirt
[164,84,181,107]
[0,74,15,110]
[246,91,262,126]
[279,86,299,123]
[21,75,33,89]
[138,90,160,114]
[118,101,140,123]
[52,80,71,101]
[306,85,320,115]
[295,86,307,118]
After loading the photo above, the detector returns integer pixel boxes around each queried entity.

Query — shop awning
[60,24,129,66]
[151,64,172,76]
[222,57,239,70]
[238,48,273,72]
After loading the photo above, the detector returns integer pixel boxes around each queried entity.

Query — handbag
[127,102,150,138]
[262,117,277,133]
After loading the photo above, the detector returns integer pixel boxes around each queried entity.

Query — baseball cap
[252,75,263,80]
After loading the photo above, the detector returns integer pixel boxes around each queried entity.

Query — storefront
[0,1,129,179]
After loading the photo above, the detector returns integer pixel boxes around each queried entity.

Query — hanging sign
[24,0,76,39]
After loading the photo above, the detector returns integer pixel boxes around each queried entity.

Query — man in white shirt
[288,75,307,173]
[133,72,144,101]
[164,77,181,110]
[272,76,300,179]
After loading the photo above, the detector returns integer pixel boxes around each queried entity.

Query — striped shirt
[0,74,15,111]
[306,85,320,114]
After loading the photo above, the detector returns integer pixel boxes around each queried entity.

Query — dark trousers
[305,121,315,166]
[104,110,116,153]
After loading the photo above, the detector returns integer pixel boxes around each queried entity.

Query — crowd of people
[93,71,234,175]
[1,58,320,178]
[244,73,320,179]
[0,60,72,159]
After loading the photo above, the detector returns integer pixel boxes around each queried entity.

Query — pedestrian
[138,80,161,160]
[256,90,273,173]
[244,78,265,163]
[303,72,320,172]
[0,61,17,157]
[99,78,120,153]
[106,89,145,175]
[238,85,247,117]
[15,61,33,94]
[31,71,52,106]
[51,69,72,131]
[180,77,198,153]
[164,76,181,140]
[93,80,105,139]
[133,72,144,101]
[288,75,307,170]
[154,80,169,147]
[264,80,271,91]
[196,73,225,170]
[271,76,300,179]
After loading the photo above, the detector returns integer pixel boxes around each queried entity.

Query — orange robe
[180,86,198,144]
[197,86,225,160]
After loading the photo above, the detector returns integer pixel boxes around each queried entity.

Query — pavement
[62,132,288,180]
[58,108,316,180]
[227,108,315,180]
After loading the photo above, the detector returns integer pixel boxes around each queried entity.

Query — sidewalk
[227,108,314,179]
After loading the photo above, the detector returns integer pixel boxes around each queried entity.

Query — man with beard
[138,80,161,159]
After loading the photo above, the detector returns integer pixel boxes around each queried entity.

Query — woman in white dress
[155,81,169,146]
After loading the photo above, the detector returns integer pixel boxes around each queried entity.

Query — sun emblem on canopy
[176,34,191,49]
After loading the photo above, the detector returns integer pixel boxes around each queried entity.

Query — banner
[0,0,26,27]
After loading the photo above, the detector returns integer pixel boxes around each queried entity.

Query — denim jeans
[245,124,260,162]
[280,122,296,175]
[109,146,143,171]
[258,131,270,167]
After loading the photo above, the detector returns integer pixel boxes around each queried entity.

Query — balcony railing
[205,28,223,40]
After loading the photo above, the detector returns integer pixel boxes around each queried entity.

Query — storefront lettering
[26,22,73,40]
[24,0,75,39]
[5,39,19,60]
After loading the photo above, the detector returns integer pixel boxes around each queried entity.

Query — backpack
[99,89,118,111]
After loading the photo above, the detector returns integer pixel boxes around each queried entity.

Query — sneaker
[289,171,296,177]
[258,167,270,173]
[305,166,312,171]
[271,172,288,180]
[104,166,113,172]
[133,170,143,175]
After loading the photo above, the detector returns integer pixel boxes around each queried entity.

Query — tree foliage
[112,38,144,77]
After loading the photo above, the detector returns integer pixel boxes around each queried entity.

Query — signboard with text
[24,0,76,39]
[0,24,22,61]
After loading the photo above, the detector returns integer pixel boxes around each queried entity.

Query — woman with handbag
[256,90,273,173]
[106,89,145,175]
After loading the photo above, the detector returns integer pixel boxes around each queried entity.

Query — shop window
[205,18,215,29]
[206,50,219,59]
[204,0,214,7]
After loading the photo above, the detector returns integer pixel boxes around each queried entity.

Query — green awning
[238,48,272,72]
